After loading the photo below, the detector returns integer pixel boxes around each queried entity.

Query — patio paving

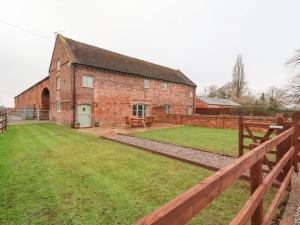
[78,123,183,137]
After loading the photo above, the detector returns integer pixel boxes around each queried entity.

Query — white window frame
[82,75,93,88]
[133,104,148,118]
[161,82,168,90]
[56,76,61,90]
[162,104,172,114]
[189,91,193,98]
[56,59,61,72]
[187,106,193,115]
[56,101,61,112]
[144,79,150,89]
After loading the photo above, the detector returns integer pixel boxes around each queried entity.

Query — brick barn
[15,35,196,127]
[195,96,240,115]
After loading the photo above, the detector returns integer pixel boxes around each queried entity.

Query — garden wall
[156,113,276,131]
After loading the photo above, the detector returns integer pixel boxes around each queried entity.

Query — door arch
[41,88,50,110]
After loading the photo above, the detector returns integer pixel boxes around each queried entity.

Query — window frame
[56,59,61,72]
[144,79,150,89]
[162,104,172,114]
[56,76,61,90]
[132,104,148,118]
[56,101,61,113]
[161,82,168,90]
[82,75,94,88]
[189,91,193,98]
[187,106,193,115]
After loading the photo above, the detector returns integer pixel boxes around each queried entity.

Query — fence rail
[7,109,49,122]
[0,111,8,133]
[134,114,300,225]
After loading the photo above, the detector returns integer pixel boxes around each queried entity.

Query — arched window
[133,104,148,118]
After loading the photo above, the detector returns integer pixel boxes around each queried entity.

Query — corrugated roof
[197,96,240,106]
[60,35,196,87]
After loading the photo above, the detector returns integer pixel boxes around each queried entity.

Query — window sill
[82,86,94,89]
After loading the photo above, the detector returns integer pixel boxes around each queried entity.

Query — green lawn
[0,124,276,225]
[133,126,252,156]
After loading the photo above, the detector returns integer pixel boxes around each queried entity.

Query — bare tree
[204,85,219,97]
[232,55,247,100]
[287,49,300,69]
[266,86,286,108]
[287,49,300,103]
[217,82,233,99]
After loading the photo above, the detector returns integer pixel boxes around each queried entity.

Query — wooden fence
[0,111,8,133]
[134,114,300,225]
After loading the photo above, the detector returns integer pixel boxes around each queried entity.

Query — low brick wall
[156,114,276,130]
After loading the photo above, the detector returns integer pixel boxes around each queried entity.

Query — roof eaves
[72,62,197,87]
[15,76,50,98]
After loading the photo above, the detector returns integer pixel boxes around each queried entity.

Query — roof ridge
[60,35,196,87]
[62,35,181,73]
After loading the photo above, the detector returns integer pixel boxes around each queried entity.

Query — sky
[1,0,300,107]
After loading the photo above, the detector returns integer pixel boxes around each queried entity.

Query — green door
[77,105,91,128]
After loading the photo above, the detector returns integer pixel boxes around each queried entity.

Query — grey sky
[1,0,300,107]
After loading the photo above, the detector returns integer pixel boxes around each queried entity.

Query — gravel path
[294,203,300,225]
[106,134,235,171]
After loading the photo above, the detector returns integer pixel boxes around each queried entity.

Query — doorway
[77,105,91,128]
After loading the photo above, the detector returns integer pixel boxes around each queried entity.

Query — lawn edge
[121,133,237,158]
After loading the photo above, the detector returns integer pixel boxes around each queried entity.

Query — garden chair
[145,116,155,127]
[125,116,131,127]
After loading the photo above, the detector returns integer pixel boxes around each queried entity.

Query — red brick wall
[15,77,50,110]
[49,36,73,125]
[157,113,276,131]
[47,36,196,126]
[75,65,195,126]
[195,99,209,108]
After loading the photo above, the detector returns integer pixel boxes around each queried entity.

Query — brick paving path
[106,134,235,171]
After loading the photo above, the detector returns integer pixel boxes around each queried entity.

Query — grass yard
[133,126,253,156]
[0,124,276,225]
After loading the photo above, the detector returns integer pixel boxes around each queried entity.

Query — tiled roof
[60,35,196,87]
[197,96,240,106]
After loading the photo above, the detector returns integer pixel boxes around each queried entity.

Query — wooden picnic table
[130,118,144,127]
[125,116,155,128]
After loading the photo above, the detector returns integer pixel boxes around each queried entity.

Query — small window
[162,104,172,114]
[161,82,168,90]
[56,76,61,90]
[187,106,193,115]
[56,101,61,112]
[144,79,150,89]
[82,75,93,88]
[133,104,147,118]
[189,91,193,98]
[56,59,61,71]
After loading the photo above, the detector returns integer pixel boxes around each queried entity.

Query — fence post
[276,115,292,183]
[238,115,243,157]
[292,112,300,172]
[0,112,2,133]
[4,111,7,131]
[249,143,263,225]
[37,109,40,121]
